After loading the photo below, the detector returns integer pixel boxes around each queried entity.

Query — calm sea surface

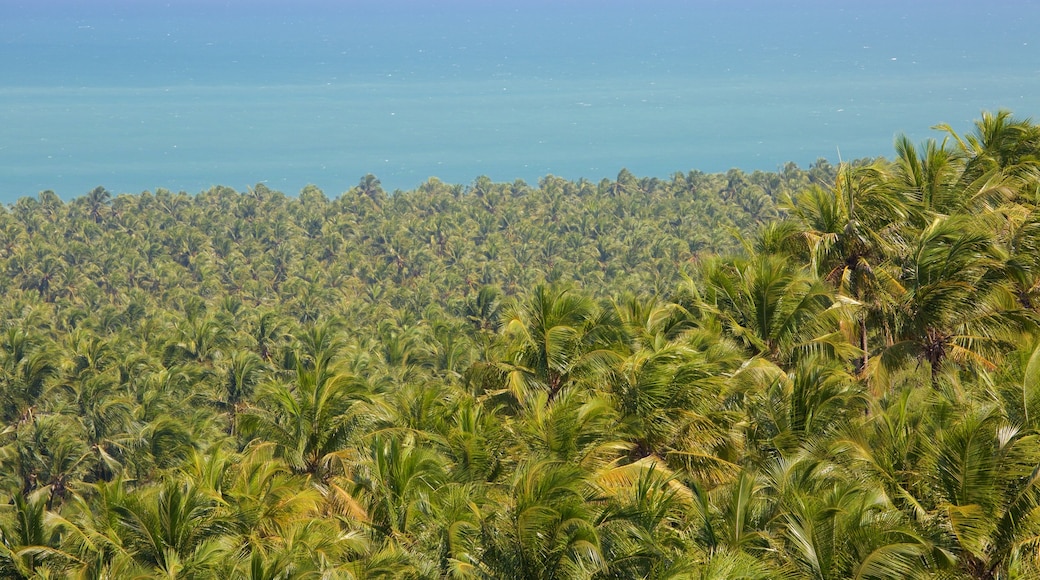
[2,0,1038,201]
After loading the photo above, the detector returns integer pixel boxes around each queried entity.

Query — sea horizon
[2,0,1038,201]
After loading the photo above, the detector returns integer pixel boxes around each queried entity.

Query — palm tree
[1003,335,1040,430]
[0,489,83,577]
[5,412,92,505]
[164,311,230,366]
[928,403,1040,578]
[892,130,1017,221]
[352,174,386,211]
[409,481,485,579]
[464,285,504,352]
[937,109,1040,187]
[606,301,745,480]
[998,203,1040,312]
[891,135,964,218]
[54,334,137,482]
[837,370,1040,579]
[510,386,622,470]
[693,253,857,368]
[752,355,865,455]
[492,285,625,407]
[766,453,932,580]
[219,445,321,542]
[202,444,368,578]
[595,463,703,578]
[355,434,447,542]
[218,350,264,435]
[875,214,1028,385]
[0,327,58,425]
[237,326,377,481]
[111,478,231,577]
[696,467,772,556]
[441,396,508,485]
[83,186,111,224]
[779,161,908,372]
[247,310,290,363]
[479,459,605,579]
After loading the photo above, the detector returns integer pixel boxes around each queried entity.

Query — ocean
[2,0,1038,201]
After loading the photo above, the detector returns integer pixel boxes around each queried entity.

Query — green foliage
[1,112,1039,578]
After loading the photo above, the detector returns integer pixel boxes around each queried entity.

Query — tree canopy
[2,111,1040,578]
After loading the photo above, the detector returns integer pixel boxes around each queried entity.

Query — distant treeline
[3,159,839,314]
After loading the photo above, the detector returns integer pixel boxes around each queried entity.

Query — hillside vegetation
[2,111,1040,578]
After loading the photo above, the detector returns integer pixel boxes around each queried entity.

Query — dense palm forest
[2,111,1040,579]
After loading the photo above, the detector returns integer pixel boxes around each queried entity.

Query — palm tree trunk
[859,315,869,374]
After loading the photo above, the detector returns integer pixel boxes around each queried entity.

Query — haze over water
[2,0,1038,201]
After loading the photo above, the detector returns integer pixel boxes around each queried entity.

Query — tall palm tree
[493,285,626,407]
[212,445,366,578]
[464,285,504,353]
[892,131,1017,220]
[694,253,856,368]
[355,434,446,542]
[83,186,111,224]
[891,135,964,218]
[997,203,1040,313]
[5,412,92,505]
[779,161,908,372]
[510,386,622,470]
[928,403,1040,579]
[752,355,865,455]
[606,311,745,481]
[0,327,58,425]
[218,350,264,435]
[937,109,1040,188]
[875,214,1028,385]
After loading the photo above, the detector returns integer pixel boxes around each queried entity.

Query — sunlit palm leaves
[876,214,1028,384]
[238,354,374,481]
[696,253,857,367]
[495,285,626,408]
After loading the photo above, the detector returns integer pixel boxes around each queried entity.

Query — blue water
[2,0,1039,201]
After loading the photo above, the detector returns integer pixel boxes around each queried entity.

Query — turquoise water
[2,0,1039,201]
